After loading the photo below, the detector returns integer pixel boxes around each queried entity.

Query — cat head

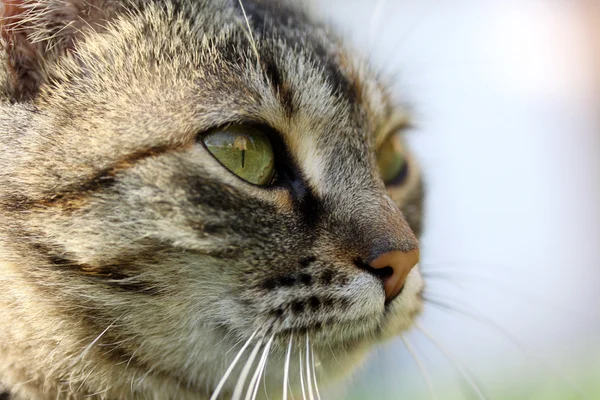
[0,0,424,396]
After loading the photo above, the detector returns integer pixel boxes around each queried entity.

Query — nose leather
[369,249,419,301]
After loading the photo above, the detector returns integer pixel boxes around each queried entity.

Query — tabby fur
[0,1,424,398]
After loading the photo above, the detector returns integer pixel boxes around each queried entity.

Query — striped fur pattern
[0,0,424,398]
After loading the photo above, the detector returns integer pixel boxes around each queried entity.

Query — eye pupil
[203,126,275,186]
[233,135,249,168]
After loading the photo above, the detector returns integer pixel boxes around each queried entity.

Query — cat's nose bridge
[357,195,419,301]
[322,190,419,297]
[356,192,417,252]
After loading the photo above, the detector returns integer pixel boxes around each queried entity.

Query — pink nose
[369,249,420,301]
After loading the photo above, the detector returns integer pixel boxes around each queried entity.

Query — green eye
[377,133,408,185]
[203,125,275,186]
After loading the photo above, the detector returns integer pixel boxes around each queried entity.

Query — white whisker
[305,334,315,400]
[310,345,322,400]
[237,0,261,65]
[74,319,118,364]
[210,329,258,400]
[423,295,587,398]
[288,380,297,400]
[247,334,274,400]
[232,337,264,400]
[283,335,293,400]
[423,270,597,324]
[262,347,272,400]
[124,342,143,371]
[414,322,488,400]
[134,364,155,389]
[401,335,437,400]
[299,348,307,400]
[76,365,96,393]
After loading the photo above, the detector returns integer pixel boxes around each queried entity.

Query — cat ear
[1,0,122,100]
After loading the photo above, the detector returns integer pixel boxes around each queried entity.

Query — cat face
[0,0,424,397]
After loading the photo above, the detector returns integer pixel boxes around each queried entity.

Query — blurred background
[308,0,600,399]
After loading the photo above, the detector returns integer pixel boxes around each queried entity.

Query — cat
[0,0,425,398]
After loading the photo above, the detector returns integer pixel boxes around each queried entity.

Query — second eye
[376,132,409,186]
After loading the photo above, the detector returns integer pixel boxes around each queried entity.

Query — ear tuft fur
[1,0,122,100]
